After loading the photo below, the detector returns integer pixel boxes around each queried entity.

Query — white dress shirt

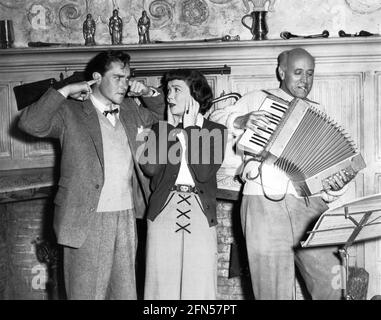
[174,114,204,186]
[90,94,119,127]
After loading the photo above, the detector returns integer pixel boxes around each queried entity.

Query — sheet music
[302,193,381,247]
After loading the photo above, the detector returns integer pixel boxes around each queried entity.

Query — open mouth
[168,103,176,108]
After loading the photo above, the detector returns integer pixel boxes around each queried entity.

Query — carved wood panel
[376,72,381,162]
[0,83,12,162]
[23,138,56,159]
[0,67,76,170]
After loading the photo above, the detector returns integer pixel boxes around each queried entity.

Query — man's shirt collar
[90,94,120,114]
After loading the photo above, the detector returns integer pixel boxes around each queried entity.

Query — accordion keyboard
[237,96,289,156]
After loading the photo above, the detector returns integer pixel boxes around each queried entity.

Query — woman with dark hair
[140,69,227,299]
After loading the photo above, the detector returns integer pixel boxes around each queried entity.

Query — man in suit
[18,50,165,299]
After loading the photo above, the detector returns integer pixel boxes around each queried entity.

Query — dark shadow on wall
[228,197,255,300]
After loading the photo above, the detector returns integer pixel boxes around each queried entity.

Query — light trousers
[63,209,137,300]
[241,194,343,300]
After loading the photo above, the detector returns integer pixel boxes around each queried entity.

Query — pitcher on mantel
[241,0,276,40]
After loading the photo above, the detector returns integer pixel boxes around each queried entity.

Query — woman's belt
[170,184,197,193]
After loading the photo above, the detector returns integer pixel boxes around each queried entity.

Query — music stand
[301,193,381,300]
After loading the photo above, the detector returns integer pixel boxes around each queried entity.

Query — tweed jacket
[140,119,227,227]
[18,88,165,248]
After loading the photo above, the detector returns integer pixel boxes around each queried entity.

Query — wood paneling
[0,83,12,161]
[310,73,363,148]
[376,72,381,162]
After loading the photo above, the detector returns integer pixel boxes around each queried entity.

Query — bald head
[278,48,314,71]
[278,48,315,99]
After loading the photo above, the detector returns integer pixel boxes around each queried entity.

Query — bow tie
[103,108,119,117]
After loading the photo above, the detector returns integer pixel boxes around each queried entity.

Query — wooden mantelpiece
[0,38,381,72]
[0,167,241,204]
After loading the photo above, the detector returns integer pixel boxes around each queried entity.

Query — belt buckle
[179,184,190,193]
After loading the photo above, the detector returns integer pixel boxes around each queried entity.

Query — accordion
[237,94,366,197]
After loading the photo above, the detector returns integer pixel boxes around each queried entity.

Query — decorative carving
[149,0,173,29]
[0,0,24,9]
[345,0,381,14]
[376,72,381,160]
[242,0,276,12]
[208,0,232,3]
[182,0,209,26]
[0,84,11,159]
[27,4,53,30]
[59,3,82,29]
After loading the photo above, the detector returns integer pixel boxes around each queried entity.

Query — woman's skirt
[144,190,218,300]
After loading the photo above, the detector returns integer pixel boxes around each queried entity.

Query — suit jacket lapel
[119,102,151,205]
[119,102,141,153]
[119,104,141,171]
[81,99,104,170]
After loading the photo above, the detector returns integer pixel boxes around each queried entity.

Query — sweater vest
[96,112,134,212]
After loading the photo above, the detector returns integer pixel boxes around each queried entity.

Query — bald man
[211,48,350,300]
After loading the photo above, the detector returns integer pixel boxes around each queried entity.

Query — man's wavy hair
[161,69,213,115]
[84,50,131,80]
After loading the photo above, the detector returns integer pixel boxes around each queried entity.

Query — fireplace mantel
[0,167,241,204]
[1,37,380,72]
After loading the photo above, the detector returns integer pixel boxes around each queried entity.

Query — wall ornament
[148,0,173,29]
[345,0,381,14]
[182,0,209,26]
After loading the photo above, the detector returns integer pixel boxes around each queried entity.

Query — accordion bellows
[237,96,366,197]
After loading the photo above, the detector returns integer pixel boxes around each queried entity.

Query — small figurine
[138,10,150,44]
[109,9,123,45]
[83,13,96,46]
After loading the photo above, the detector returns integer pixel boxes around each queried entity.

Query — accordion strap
[258,162,289,203]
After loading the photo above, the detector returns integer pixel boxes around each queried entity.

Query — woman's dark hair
[84,50,131,80]
[162,69,213,115]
